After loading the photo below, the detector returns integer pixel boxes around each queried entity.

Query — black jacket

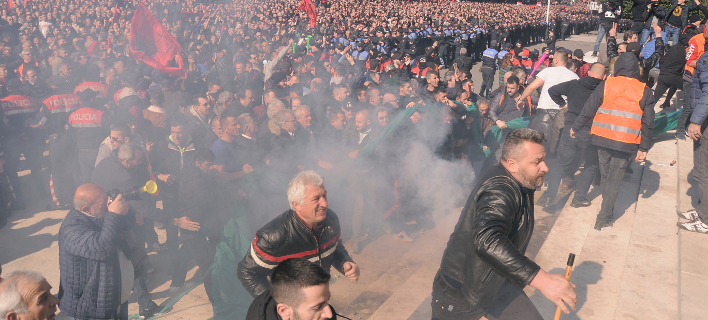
[178,164,220,237]
[573,53,655,153]
[607,35,664,83]
[58,209,125,320]
[548,76,603,128]
[237,209,353,297]
[438,164,540,308]
[151,136,197,198]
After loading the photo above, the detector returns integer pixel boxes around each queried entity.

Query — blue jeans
[665,25,681,46]
[640,28,652,46]
[594,23,608,52]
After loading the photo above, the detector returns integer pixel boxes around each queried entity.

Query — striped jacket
[237,209,353,297]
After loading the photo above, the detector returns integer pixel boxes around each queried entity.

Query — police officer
[1,79,43,209]
[480,46,498,97]
[28,92,82,209]
[68,89,113,184]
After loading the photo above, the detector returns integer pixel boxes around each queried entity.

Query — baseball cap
[573,49,584,58]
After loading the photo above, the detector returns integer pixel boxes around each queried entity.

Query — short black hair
[170,115,187,129]
[270,258,331,307]
[501,128,545,161]
[507,75,520,86]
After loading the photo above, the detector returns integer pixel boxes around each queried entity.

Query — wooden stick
[553,253,575,320]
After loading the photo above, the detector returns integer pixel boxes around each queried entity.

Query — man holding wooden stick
[432,128,576,319]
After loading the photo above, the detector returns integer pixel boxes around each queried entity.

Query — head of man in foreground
[0,270,59,320]
[500,128,548,189]
[271,258,333,320]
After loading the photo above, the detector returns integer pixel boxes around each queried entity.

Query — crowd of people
[1,0,708,318]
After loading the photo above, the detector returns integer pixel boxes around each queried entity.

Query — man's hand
[653,20,662,37]
[496,120,507,129]
[343,262,360,282]
[636,150,647,162]
[243,164,254,173]
[569,128,577,138]
[609,22,618,38]
[515,98,526,110]
[688,122,702,140]
[349,150,359,159]
[173,217,200,231]
[529,269,577,314]
[158,174,176,185]
[318,159,334,169]
[107,194,129,215]
[406,102,416,108]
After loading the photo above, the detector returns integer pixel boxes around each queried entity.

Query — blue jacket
[691,51,708,125]
[58,209,126,320]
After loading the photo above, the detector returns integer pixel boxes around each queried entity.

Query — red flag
[111,4,119,24]
[297,0,317,29]
[129,3,186,77]
[8,0,13,10]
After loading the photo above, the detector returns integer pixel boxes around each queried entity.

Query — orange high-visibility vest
[590,77,644,144]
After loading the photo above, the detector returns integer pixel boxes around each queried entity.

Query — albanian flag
[297,0,317,29]
[8,0,13,10]
[129,3,185,77]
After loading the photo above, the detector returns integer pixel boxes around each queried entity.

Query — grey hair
[217,91,233,105]
[0,270,46,318]
[237,113,254,133]
[459,47,467,55]
[293,105,310,118]
[117,142,140,161]
[274,110,294,127]
[501,128,545,161]
[267,99,286,119]
[287,170,325,210]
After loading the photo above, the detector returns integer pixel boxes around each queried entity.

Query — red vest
[43,94,82,114]
[1,95,38,116]
[68,107,104,128]
[74,82,109,96]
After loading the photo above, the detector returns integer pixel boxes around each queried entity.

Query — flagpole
[546,0,551,36]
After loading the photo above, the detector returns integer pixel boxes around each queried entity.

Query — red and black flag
[129,3,185,77]
[297,0,317,29]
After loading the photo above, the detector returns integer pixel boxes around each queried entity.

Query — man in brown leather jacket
[432,128,576,319]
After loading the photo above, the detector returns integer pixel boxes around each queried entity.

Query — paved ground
[2,30,706,320]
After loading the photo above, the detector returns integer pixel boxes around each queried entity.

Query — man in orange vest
[678,22,708,139]
[570,53,655,231]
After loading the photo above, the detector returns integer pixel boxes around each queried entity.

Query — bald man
[343,109,380,253]
[538,63,607,208]
[58,183,131,320]
[0,270,59,320]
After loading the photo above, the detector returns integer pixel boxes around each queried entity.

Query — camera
[107,187,143,203]
[107,181,157,204]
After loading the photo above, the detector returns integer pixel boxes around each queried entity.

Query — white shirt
[358,128,372,144]
[535,66,579,110]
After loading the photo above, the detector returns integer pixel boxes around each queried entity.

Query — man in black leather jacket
[433,128,576,319]
[237,170,360,297]
[246,258,338,320]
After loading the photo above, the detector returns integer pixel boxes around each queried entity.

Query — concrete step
[329,208,460,320]
[677,138,708,319]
